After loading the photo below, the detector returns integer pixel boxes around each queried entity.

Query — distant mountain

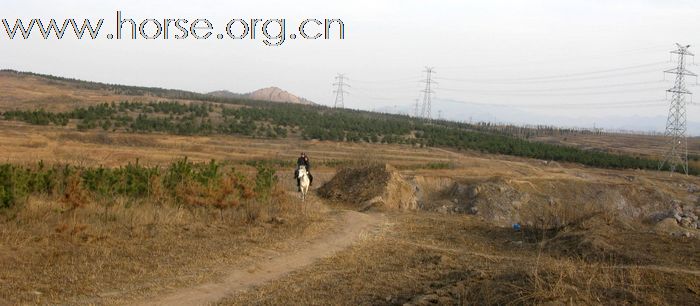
[247,87,315,105]
[207,87,315,105]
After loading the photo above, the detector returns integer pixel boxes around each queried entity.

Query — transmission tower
[660,43,696,175]
[333,74,349,108]
[419,67,436,119]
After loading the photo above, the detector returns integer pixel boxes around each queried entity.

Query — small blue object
[512,223,521,232]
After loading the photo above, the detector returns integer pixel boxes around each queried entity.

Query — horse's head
[298,165,307,177]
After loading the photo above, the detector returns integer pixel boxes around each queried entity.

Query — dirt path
[136,210,386,306]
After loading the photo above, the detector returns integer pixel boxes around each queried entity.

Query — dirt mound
[318,164,417,210]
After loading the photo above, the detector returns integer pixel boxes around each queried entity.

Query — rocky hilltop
[247,87,315,105]
[208,87,315,105]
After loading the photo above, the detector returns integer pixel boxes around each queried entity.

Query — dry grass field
[1,72,699,305]
[223,212,700,305]
[0,72,146,112]
[1,122,698,304]
[533,133,700,159]
[0,120,458,168]
[533,132,700,171]
[1,193,332,305]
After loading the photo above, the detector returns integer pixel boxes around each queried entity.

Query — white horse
[297,165,310,201]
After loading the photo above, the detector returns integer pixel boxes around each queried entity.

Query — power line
[350,76,422,84]
[443,60,666,78]
[353,76,666,96]
[507,61,666,80]
[435,98,668,109]
[351,83,420,91]
[455,80,663,93]
[437,86,667,97]
[350,87,415,101]
[351,93,409,102]
[660,43,696,175]
[436,44,669,71]
[437,68,663,84]
[347,61,671,93]
[349,66,674,96]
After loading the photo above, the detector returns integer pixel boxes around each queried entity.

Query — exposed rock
[671,231,695,238]
[674,212,683,223]
[247,87,315,105]
[269,216,286,224]
[209,87,316,104]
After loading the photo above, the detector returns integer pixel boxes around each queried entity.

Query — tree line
[1,98,693,174]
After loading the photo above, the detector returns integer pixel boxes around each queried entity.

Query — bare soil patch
[138,210,386,306]
[222,212,700,305]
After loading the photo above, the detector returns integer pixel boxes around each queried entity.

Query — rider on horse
[295,152,313,191]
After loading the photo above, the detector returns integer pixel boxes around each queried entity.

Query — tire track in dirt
[135,210,386,306]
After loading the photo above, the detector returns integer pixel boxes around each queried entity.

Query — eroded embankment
[319,164,700,237]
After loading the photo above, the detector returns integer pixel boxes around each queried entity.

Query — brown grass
[0,188,330,305]
[0,72,175,112]
[221,212,700,305]
[533,133,700,161]
[0,121,457,168]
[1,74,700,305]
[0,123,698,304]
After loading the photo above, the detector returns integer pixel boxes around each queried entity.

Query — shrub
[0,158,274,212]
[254,165,277,201]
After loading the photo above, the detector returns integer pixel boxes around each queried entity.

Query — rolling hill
[0,69,694,174]
[1,69,700,306]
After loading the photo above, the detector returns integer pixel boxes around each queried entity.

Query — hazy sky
[2,0,700,131]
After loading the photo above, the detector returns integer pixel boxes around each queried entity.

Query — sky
[2,0,700,132]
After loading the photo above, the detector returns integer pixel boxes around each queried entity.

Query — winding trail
[136,210,386,306]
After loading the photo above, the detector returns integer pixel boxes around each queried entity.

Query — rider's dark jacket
[297,156,310,171]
